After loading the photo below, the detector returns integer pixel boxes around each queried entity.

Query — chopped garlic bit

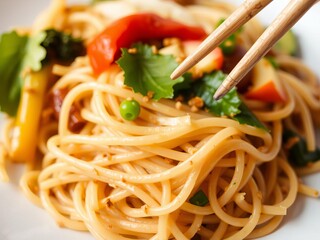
[175,101,182,110]
[163,38,181,47]
[151,45,158,54]
[147,91,154,99]
[128,48,137,54]
[188,96,204,108]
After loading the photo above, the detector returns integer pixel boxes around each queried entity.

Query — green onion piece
[216,19,236,55]
[220,34,236,55]
[189,190,209,206]
[265,56,279,69]
[216,18,244,34]
[216,18,243,55]
[216,18,226,28]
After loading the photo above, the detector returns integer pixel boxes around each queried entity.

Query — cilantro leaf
[232,103,268,130]
[194,71,241,117]
[117,43,184,100]
[25,32,47,71]
[0,31,46,116]
[173,72,193,93]
[180,71,267,130]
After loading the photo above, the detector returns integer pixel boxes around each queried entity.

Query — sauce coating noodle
[1,0,319,239]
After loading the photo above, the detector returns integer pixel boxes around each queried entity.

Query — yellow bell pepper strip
[10,66,51,163]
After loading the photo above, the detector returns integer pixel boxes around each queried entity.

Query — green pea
[119,99,140,121]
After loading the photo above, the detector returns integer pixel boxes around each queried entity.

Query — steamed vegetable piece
[245,58,286,102]
[0,31,47,162]
[182,41,224,73]
[0,29,85,162]
[11,67,51,162]
[88,13,207,74]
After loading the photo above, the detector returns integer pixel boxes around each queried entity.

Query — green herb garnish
[0,31,46,116]
[194,71,241,117]
[283,129,320,167]
[265,56,279,69]
[216,18,243,55]
[117,43,184,100]
[189,190,209,206]
[117,43,266,130]
[233,103,268,131]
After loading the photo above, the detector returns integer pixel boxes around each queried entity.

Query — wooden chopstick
[171,0,318,100]
[170,0,273,80]
[213,0,318,100]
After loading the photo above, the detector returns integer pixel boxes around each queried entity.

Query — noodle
[1,0,319,239]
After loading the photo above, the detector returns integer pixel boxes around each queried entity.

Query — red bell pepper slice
[87,13,207,74]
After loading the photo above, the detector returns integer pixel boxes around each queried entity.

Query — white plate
[0,1,319,239]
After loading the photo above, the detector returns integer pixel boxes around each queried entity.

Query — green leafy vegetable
[0,29,85,116]
[117,43,184,100]
[283,130,320,167]
[175,71,266,130]
[42,29,86,62]
[189,190,209,206]
[194,71,241,117]
[229,103,268,130]
[116,43,265,129]
[232,103,268,131]
[173,72,192,92]
[0,31,46,116]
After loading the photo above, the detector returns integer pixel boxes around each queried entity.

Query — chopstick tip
[213,85,228,100]
[170,69,181,80]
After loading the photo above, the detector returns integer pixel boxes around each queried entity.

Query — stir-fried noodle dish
[0,0,319,239]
